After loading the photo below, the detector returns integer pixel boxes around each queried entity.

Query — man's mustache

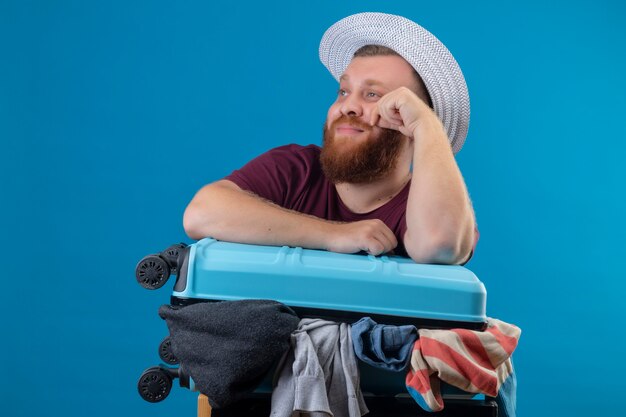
[330,116,373,132]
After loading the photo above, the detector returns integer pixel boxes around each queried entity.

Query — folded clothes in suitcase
[136,238,497,416]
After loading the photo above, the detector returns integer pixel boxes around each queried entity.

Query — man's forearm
[404,119,476,264]
[183,180,333,249]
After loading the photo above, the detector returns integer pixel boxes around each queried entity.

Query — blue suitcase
[136,239,497,416]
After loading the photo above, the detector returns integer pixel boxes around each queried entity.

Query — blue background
[2,1,625,416]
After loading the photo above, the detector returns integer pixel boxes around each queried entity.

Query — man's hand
[369,86,440,139]
[324,219,398,256]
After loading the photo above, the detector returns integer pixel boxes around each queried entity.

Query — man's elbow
[404,230,474,265]
[182,205,206,240]
[183,181,237,240]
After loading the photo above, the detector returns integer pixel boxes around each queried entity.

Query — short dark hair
[353,44,400,58]
[353,45,432,108]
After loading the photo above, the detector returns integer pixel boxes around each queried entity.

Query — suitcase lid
[173,239,487,325]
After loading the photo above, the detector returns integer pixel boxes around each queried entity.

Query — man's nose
[340,95,363,117]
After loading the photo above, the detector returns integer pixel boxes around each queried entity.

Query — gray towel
[159,300,299,408]
[270,318,369,417]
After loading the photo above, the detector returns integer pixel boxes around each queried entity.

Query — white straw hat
[319,12,470,154]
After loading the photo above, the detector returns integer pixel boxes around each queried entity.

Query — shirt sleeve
[224,144,313,207]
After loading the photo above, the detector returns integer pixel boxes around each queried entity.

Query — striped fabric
[405,318,521,412]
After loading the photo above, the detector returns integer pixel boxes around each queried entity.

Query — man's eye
[338,89,347,97]
[367,92,380,98]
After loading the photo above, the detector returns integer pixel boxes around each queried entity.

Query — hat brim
[319,12,470,154]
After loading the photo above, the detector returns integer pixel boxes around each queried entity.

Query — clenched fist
[369,86,442,139]
[324,219,398,256]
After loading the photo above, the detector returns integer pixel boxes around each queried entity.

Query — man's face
[321,54,421,184]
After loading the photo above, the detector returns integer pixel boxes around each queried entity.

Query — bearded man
[183,13,477,264]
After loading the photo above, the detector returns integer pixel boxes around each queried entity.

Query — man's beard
[320,115,405,184]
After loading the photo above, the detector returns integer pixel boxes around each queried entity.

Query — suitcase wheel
[137,366,173,403]
[135,255,171,290]
[160,243,187,275]
[159,336,179,365]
